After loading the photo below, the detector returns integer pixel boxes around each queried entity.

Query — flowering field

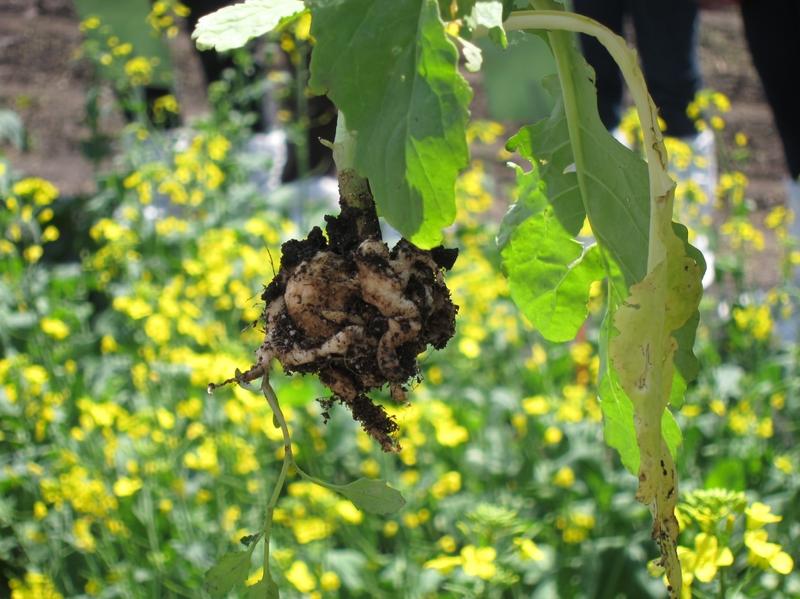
[1,6,799,599]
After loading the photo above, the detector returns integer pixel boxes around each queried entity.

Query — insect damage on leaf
[209,170,458,452]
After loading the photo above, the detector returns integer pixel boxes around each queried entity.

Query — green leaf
[327,478,406,515]
[204,551,253,598]
[244,578,280,599]
[497,162,549,249]
[521,34,651,287]
[501,210,603,342]
[598,370,639,473]
[662,408,682,460]
[670,222,705,383]
[192,0,304,51]
[506,83,584,237]
[309,0,471,248]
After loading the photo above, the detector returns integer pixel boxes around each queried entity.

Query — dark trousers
[573,0,701,138]
[741,0,800,179]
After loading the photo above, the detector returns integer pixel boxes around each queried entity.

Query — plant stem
[504,6,674,273]
[260,376,294,582]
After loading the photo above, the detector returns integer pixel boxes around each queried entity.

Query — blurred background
[1,1,798,598]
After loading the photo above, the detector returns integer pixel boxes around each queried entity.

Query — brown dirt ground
[0,3,788,286]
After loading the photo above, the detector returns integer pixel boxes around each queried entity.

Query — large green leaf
[192,0,304,51]
[309,0,471,248]
[515,32,650,287]
[502,209,603,342]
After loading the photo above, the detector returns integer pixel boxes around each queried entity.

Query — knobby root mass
[209,171,458,451]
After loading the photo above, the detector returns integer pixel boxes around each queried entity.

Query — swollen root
[211,172,458,451]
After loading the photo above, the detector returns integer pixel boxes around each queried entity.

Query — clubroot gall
[209,169,458,451]
[203,168,458,595]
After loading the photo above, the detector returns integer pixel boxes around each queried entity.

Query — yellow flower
[438,535,457,553]
[334,500,363,525]
[183,437,219,474]
[207,134,231,161]
[33,501,48,520]
[124,57,153,86]
[522,395,549,416]
[40,317,69,340]
[514,537,545,561]
[745,529,793,574]
[113,42,133,56]
[423,554,463,574]
[458,337,480,358]
[42,225,59,242]
[553,466,575,488]
[100,335,118,353]
[80,16,100,30]
[774,455,793,474]
[286,561,315,593]
[291,517,333,544]
[434,419,468,447]
[9,571,64,599]
[24,245,43,263]
[460,545,496,579]
[320,571,340,591]
[13,177,58,205]
[383,521,399,537]
[430,471,461,500]
[684,533,733,584]
[144,314,171,345]
[745,502,782,529]
[543,426,563,445]
[73,517,97,552]
[113,476,143,497]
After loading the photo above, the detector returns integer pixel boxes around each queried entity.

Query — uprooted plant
[205,119,459,593]
[195,1,704,597]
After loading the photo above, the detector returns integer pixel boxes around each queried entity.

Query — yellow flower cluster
[147,1,190,38]
[732,304,773,342]
[424,544,498,579]
[1,177,61,263]
[555,511,595,544]
[9,572,63,599]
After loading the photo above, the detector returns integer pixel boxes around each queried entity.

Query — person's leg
[629,0,700,138]
[572,0,626,130]
[740,0,800,180]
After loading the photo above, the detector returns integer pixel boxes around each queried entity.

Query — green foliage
[308,0,471,248]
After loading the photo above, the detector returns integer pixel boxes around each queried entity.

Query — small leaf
[244,577,280,599]
[501,209,603,342]
[328,478,406,515]
[192,0,304,51]
[204,551,253,598]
